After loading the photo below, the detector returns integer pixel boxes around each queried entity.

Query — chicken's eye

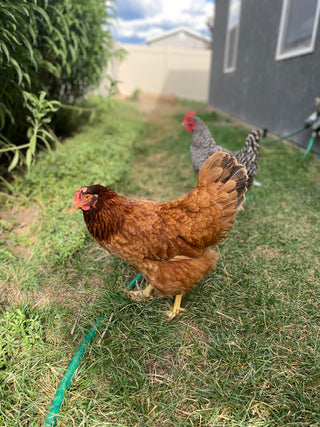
[85,195,90,199]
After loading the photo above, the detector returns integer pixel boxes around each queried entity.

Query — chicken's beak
[70,194,95,212]
[70,199,83,211]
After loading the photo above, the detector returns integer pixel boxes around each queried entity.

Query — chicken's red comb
[183,111,196,121]
[73,187,87,202]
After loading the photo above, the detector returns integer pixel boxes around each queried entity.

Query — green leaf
[38,133,52,152]
[26,148,32,169]
[29,134,37,154]
[8,57,23,84]
[41,60,61,78]
[89,111,95,124]
[26,127,33,139]
[0,40,10,61]
[39,91,46,102]
[8,150,19,172]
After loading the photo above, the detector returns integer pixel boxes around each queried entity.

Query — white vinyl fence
[99,44,212,102]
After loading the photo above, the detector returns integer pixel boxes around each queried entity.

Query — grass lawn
[0,95,320,426]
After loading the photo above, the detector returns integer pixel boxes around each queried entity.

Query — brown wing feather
[157,152,247,248]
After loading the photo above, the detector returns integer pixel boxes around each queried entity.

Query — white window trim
[275,0,320,61]
[223,1,242,73]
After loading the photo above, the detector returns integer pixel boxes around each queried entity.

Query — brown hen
[71,152,248,319]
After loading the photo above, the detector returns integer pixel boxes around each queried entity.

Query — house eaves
[146,26,211,44]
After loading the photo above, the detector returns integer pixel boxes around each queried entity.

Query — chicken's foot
[124,283,154,301]
[166,294,186,320]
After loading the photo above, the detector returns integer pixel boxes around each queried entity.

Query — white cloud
[114,0,215,43]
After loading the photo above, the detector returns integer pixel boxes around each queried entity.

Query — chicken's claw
[165,307,187,320]
[165,294,186,320]
[123,283,154,301]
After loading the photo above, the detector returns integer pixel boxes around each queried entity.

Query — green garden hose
[302,136,315,162]
[265,126,317,161]
[265,126,306,144]
[44,273,142,426]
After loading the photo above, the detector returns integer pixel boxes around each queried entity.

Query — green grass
[0,98,320,426]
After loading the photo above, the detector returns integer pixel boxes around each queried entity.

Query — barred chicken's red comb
[183,111,196,121]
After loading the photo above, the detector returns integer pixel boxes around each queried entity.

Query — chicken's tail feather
[198,151,248,210]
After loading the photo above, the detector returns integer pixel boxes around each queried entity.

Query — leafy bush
[0,0,122,170]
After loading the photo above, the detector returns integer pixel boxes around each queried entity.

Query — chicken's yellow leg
[141,284,153,297]
[166,294,186,320]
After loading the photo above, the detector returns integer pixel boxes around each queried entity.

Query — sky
[112,0,215,45]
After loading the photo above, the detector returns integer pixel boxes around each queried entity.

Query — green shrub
[0,0,123,170]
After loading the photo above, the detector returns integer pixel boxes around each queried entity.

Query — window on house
[223,0,242,73]
[276,0,320,60]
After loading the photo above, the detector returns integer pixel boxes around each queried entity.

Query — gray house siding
[209,0,320,154]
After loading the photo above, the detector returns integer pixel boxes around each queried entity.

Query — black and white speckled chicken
[183,111,260,189]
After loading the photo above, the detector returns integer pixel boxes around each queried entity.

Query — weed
[130,89,142,102]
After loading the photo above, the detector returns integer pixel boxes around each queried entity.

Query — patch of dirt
[250,246,283,261]
[116,92,180,115]
[0,205,38,232]
[117,92,213,118]
[0,205,39,257]
[144,351,176,385]
[0,261,108,312]
[0,204,106,311]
